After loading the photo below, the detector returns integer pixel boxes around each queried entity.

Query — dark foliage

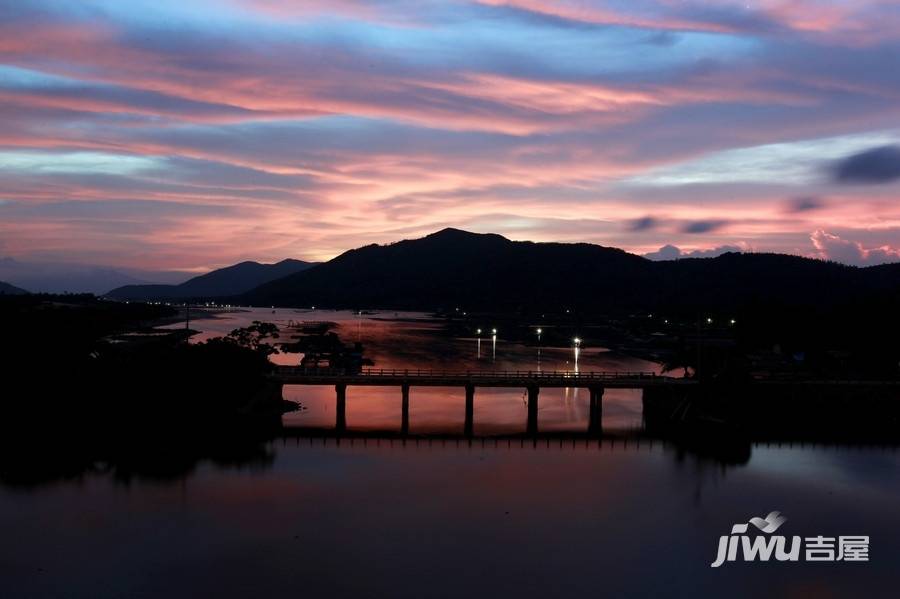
[0,295,281,438]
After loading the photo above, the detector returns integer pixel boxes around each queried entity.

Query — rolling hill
[244,228,649,310]
[0,281,28,295]
[107,259,315,301]
[242,228,900,315]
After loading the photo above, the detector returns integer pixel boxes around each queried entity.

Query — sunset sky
[2,0,900,277]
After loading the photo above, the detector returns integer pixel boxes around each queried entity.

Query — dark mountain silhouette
[0,281,28,295]
[243,228,900,315]
[107,259,315,301]
[245,228,646,309]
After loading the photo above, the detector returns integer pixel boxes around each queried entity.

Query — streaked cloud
[0,0,898,270]
[623,131,900,187]
[0,150,160,175]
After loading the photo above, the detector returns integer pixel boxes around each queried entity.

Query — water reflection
[282,384,647,435]
[2,435,898,598]
[38,308,887,597]
[172,308,662,435]
[0,437,275,490]
[5,429,900,491]
[0,429,759,494]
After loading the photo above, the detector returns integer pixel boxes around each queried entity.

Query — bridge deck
[271,367,694,388]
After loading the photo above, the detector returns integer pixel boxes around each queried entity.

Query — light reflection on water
[102,307,900,597]
[172,308,660,434]
[282,385,644,435]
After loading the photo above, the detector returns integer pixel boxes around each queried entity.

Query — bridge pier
[335,384,347,433]
[527,385,540,435]
[401,384,410,435]
[464,384,475,437]
[588,386,604,435]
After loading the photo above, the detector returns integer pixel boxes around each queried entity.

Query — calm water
[173,308,665,434]
[2,309,898,598]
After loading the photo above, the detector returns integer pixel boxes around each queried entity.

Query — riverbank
[0,295,291,446]
[147,305,251,328]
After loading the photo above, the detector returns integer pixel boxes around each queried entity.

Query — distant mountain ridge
[242,228,900,314]
[107,259,315,301]
[0,281,28,295]
[0,257,187,294]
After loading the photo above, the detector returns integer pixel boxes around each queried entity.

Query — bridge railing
[273,366,660,380]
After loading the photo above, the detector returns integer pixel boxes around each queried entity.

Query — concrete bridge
[271,366,696,436]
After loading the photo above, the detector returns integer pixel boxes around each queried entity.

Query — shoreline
[148,306,250,328]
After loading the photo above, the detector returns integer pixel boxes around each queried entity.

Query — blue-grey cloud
[784,196,824,213]
[832,145,900,184]
[681,220,728,234]
[628,216,659,231]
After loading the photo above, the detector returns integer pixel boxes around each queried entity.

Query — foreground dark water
[2,309,898,598]
[2,439,898,598]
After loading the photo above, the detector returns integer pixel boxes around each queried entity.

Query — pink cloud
[227,0,402,23]
[811,229,900,266]
[477,0,735,33]
[481,0,900,43]
[1,1,899,273]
